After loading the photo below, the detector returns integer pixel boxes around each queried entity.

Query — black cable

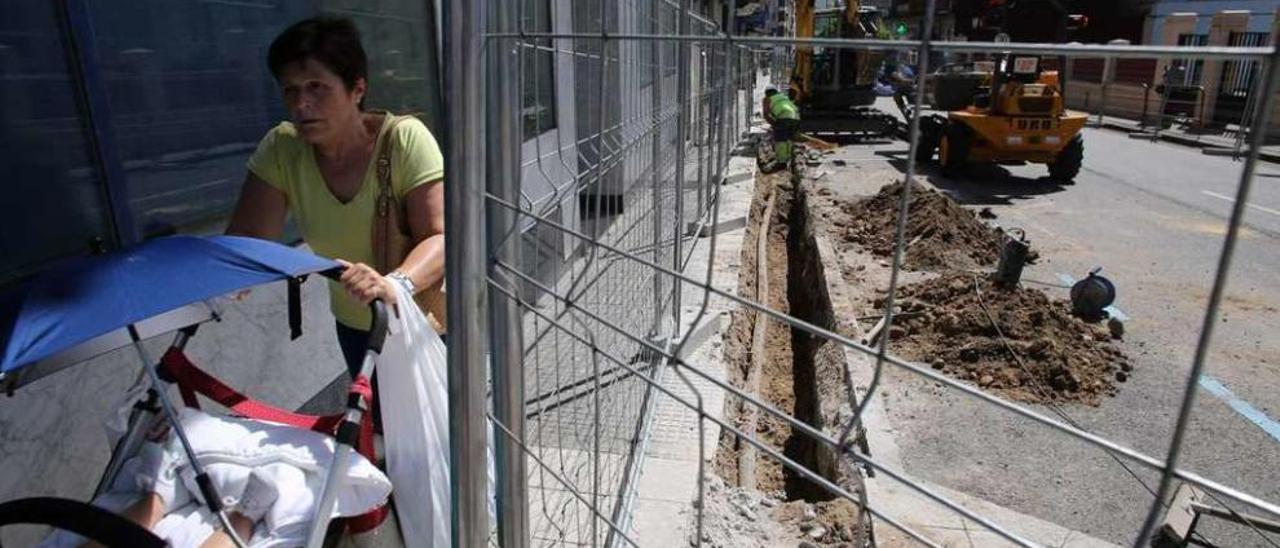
[976,276,1280,548]
[966,275,1253,548]
[1199,488,1280,548]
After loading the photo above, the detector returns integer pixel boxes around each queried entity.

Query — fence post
[1196,86,1207,142]
[1154,84,1170,142]
[652,0,665,319]
[487,0,527,546]
[696,44,708,219]
[676,0,691,303]
[1095,58,1110,127]
[747,51,753,125]
[443,0,492,545]
[1140,83,1151,128]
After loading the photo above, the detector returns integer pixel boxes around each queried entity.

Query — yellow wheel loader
[917,54,1088,183]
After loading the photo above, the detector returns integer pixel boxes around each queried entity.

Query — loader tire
[940,123,971,178]
[1048,135,1084,183]
[914,116,944,164]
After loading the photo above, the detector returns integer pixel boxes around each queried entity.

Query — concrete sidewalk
[1090,114,1280,163]
[626,139,761,547]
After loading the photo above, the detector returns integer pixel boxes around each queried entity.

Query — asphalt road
[854,126,1280,546]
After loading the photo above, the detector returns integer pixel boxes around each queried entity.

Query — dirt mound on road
[883,272,1130,406]
[836,181,1001,271]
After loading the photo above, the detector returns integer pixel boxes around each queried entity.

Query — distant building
[1145,1,1276,127]
[1065,0,1276,136]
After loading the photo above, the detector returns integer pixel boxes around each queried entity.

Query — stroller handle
[366,299,389,354]
[318,263,389,350]
[319,265,391,353]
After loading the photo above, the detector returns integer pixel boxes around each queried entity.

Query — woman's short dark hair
[268,17,368,94]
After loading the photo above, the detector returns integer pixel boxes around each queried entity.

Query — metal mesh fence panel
[440,0,1280,546]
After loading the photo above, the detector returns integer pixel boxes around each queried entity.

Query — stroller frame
[0,259,396,548]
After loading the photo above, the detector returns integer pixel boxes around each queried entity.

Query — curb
[1096,121,1280,164]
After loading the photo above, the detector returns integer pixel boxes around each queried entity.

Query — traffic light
[895,22,909,36]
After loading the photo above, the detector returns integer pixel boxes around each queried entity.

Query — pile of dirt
[835,181,1002,271]
[880,272,1130,406]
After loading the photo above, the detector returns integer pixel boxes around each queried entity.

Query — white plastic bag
[378,282,494,547]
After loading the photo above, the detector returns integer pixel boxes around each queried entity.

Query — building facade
[1065,0,1277,136]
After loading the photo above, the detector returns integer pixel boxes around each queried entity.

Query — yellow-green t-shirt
[247,114,444,330]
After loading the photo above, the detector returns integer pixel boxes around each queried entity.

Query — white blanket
[39,408,391,548]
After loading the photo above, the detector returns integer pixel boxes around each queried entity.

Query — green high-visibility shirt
[768,94,800,120]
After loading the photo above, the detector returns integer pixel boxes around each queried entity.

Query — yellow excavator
[789,0,899,138]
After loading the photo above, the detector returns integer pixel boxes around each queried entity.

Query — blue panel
[0,0,114,284]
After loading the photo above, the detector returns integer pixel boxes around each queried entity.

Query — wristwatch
[387,271,417,296]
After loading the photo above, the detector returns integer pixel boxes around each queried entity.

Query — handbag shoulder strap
[372,113,416,274]
[374,113,417,204]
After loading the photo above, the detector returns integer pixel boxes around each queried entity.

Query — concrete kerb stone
[801,180,1120,548]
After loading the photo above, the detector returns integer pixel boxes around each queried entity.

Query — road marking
[1201,190,1280,217]
[1055,273,1129,321]
[1199,375,1280,444]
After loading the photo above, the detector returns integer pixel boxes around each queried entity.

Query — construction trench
[702,143,1134,547]
[710,167,871,546]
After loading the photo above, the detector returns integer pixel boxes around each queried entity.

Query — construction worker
[761,87,800,173]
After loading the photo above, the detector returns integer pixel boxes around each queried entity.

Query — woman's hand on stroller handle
[335,259,398,307]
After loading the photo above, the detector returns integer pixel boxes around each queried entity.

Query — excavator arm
[844,0,861,27]
[789,0,815,102]
[789,0,863,103]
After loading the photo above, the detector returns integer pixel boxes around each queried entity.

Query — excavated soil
[833,181,1002,271]
[883,272,1130,406]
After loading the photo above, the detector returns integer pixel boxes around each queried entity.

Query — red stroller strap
[159,349,343,432]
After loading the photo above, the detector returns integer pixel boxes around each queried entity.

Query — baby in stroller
[41,403,393,548]
[82,423,286,548]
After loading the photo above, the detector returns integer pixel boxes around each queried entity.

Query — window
[1172,34,1207,86]
[80,0,439,238]
[81,2,309,238]
[637,0,654,87]
[340,2,440,121]
[1,0,444,286]
[0,1,114,284]
[522,0,556,140]
[1219,32,1269,98]
[662,6,677,77]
